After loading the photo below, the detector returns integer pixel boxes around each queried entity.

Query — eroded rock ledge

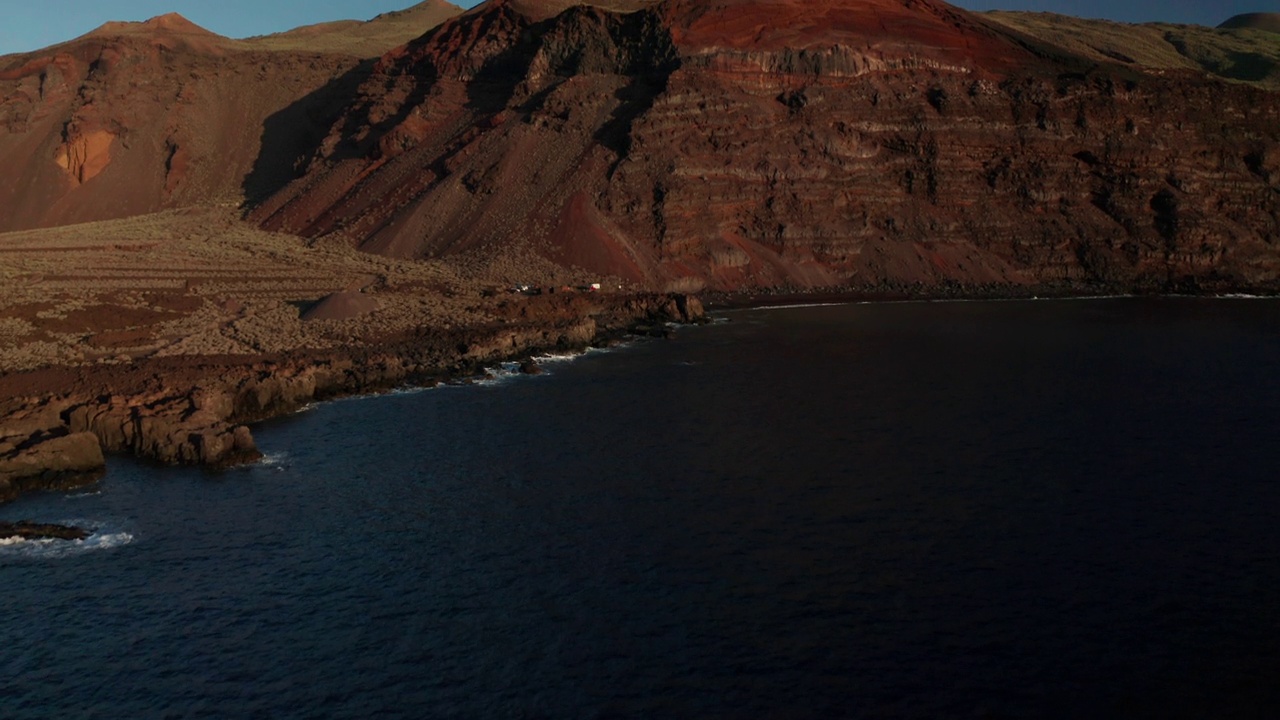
[0,521,92,542]
[0,293,705,504]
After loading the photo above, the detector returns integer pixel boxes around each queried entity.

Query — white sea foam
[536,344,622,363]
[464,346,627,386]
[83,531,134,550]
[752,302,852,311]
[0,524,134,560]
[535,352,583,363]
[473,363,522,386]
[257,451,291,470]
[65,490,103,500]
[387,385,435,396]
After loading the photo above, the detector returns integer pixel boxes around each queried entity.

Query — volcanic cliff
[0,2,461,231]
[252,0,1280,293]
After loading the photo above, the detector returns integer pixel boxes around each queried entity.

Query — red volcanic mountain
[0,0,1276,293]
[253,0,1280,292]
[0,3,461,232]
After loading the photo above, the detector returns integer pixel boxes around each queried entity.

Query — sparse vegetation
[242,1,463,55]
[0,208,606,373]
[985,11,1280,87]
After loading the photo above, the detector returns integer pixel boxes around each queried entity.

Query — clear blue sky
[1,0,1276,57]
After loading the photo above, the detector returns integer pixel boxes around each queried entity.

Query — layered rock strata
[255,0,1280,293]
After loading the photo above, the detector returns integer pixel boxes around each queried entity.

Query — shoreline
[0,293,706,506]
[701,281,1280,310]
[5,282,1280,508]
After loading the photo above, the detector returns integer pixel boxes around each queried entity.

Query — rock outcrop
[253,0,1280,294]
[0,521,92,542]
[1,422,106,503]
[0,291,703,503]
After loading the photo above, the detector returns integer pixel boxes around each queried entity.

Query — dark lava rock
[519,360,544,375]
[0,521,92,542]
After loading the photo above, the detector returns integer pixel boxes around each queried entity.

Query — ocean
[3,298,1279,718]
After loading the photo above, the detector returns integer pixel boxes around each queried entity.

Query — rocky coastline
[0,293,706,506]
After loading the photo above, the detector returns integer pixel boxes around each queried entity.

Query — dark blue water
[4,298,1280,719]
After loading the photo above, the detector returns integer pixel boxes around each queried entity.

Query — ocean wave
[534,352,583,363]
[536,344,625,363]
[387,385,435,396]
[752,302,852,311]
[0,524,134,560]
[65,490,103,500]
[466,348,618,386]
[256,451,292,471]
[472,363,522,386]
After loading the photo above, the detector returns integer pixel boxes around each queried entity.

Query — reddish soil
[0,5,461,233]
[301,292,380,321]
[663,0,1030,72]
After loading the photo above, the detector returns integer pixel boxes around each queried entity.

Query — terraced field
[0,208,592,372]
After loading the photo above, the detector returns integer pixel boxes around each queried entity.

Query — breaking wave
[65,490,103,500]
[256,451,292,471]
[0,523,134,560]
[469,344,632,386]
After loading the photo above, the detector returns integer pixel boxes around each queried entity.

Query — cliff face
[0,6,461,232]
[255,0,1280,292]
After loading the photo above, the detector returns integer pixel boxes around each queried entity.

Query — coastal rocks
[0,521,92,542]
[58,381,258,468]
[667,295,706,324]
[0,291,707,504]
[64,394,263,467]
[0,431,106,503]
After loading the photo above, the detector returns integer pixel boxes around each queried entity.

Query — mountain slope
[1220,13,1280,33]
[987,11,1280,87]
[0,4,461,232]
[245,0,463,55]
[253,0,1280,292]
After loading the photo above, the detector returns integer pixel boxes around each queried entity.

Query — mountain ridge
[1219,12,1280,33]
[252,0,1280,292]
[0,1,463,231]
[2,0,1279,293]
